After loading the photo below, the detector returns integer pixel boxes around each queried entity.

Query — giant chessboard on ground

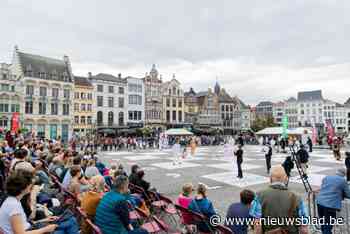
[98,145,347,217]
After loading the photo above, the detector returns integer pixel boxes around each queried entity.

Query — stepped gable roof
[297,90,323,102]
[218,89,234,103]
[18,50,73,82]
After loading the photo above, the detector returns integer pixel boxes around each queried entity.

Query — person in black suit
[235,145,244,179]
[265,143,272,174]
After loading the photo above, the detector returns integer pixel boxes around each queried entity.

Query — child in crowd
[177,183,194,226]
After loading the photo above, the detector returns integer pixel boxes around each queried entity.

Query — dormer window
[62,71,68,82]
[25,64,32,77]
[51,70,57,80]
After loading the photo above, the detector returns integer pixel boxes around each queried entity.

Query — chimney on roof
[118,73,122,78]
[88,72,92,79]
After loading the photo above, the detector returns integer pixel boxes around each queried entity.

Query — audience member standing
[225,189,255,234]
[250,166,308,234]
[316,169,350,234]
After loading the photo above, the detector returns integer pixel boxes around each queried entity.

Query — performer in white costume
[172,137,182,165]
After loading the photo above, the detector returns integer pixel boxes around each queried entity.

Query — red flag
[11,113,19,133]
[326,119,334,141]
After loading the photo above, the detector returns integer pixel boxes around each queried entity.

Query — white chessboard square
[202,172,269,188]
[123,155,160,161]
[289,173,326,187]
[207,163,262,171]
[151,162,201,170]
[139,151,169,156]
[314,158,345,164]
[104,151,134,156]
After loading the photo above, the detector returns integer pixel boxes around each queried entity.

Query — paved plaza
[98,145,347,217]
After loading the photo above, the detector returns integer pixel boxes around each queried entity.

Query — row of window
[167,87,182,96]
[26,85,70,98]
[300,109,323,115]
[128,111,142,121]
[0,104,20,113]
[74,92,93,100]
[128,84,143,93]
[166,98,183,108]
[300,103,322,108]
[166,110,183,122]
[24,70,69,82]
[129,95,142,105]
[145,111,161,120]
[221,113,234,120]
[25,102,70,115]
[1,84,15,92]
[74,116,93,125]
[74,103,93,112]
[97,96,124,108]
[24,124,69,141]
[97,85,124,94]
[96,111,124,126]
[221,105,235,112]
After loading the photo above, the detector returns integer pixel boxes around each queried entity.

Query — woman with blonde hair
[80,175,105,234]
[188,183,216,233]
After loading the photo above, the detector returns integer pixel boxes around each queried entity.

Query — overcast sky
[1,0,350,105]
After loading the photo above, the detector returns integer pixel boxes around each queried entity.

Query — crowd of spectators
[0,131,350,234]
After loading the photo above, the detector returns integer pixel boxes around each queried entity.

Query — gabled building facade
[143,64,163,130]
[73,76,94,136]
[11,46,74,142]
[162,75,185,128]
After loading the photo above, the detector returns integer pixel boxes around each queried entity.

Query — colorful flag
[282,116,288,139]
[11,113,20,133]
[325,119,334,140]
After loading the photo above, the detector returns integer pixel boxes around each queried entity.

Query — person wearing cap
[345,152,350,181]
[316,168,350,234]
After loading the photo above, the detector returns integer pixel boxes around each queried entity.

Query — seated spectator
[95,175,148,234]
[129,164,140,185]
[67,165,84,196]
[10,148,34,173]
[134,170,150,192]
[225,189,255,234]
[84,159,100,180]
[49,157,65,181]
[0,170,58,234]
[177,183,194,225]
[118,164,128,177]
[81,175,105,234]
[188,183,216,233]
[316,168,350,234]
[109,164,118,177]
[34,160,50,185]
[250,166,308,234]
[62,156,88,189]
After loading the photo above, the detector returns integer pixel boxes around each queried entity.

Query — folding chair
[135,207,162,233]
[150,193,178,226]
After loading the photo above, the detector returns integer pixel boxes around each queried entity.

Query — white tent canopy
[164,128,194,136]
[256,127,312,136]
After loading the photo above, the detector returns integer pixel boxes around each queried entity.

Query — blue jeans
[317,204,337,234]
[54,216,79,234]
